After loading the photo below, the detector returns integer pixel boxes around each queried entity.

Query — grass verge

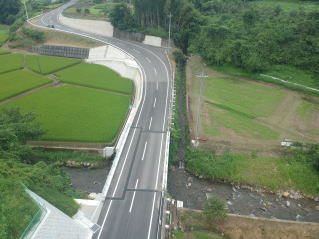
[186,148,319,196]
[0,70,52,101]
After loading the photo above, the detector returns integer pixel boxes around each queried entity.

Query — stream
[168,167,319,223]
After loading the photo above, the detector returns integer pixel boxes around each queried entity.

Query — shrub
[203,197,226,222]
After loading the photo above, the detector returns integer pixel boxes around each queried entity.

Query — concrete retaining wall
[59,15,114,37]
[60,15,166,48]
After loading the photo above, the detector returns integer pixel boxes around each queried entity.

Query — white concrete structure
[59,15,114,37]
[143,35,162,47]
[59,15,164,47]
[25,189,93,239]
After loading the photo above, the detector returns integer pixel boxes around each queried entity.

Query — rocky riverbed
[168,167,319,223]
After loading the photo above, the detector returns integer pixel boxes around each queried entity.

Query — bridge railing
[19,184,48,239]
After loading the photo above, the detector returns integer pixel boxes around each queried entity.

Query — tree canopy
[0,0,21,24]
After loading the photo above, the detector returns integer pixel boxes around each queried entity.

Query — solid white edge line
[141,142,148,161]
[129,179,139,213]
[147,133,164,239]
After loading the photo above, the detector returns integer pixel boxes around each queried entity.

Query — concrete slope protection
[36,1,173,238]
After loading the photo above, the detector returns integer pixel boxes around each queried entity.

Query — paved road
[36,1,172,239]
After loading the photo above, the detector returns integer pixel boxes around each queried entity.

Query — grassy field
[0,70,52,101]
[0,49,10,55]
[0,85,130,142]
[57,63,133,94]
[202,75,283,140]
[212,64,319,94]
[0,53,24,73]
[187,56,319,154]
[26,55,81,74]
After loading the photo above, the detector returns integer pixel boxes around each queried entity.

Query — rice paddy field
[0,53,24,73]
[0,70,52,101]
[0,51,133,143]
[0,84,130,143]
[25,54,81,74]
[57,63,133,94]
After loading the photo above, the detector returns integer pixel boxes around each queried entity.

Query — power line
[195,69,208,145]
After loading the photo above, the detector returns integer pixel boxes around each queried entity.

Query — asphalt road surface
[36,1,172,239]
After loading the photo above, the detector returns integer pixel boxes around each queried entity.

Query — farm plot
[0,70,52,101]
[57,63,133,94]
[0,53,24,73]
[0,84,131,143]
[26,55,81,74]
[187,56,319,154]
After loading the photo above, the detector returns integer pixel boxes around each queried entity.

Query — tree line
[110,0,319,78]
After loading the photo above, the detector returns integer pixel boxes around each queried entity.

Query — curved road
[36,1,172,239]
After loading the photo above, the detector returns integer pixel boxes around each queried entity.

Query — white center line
[154,68,157,76]
[129,179,139,213]
[148,117,153,130]
[153,98,157,108]
[156,81,159,90]
[141,142,148,161]
[146,57,151,63]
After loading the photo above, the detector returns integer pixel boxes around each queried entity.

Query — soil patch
[178,208,319,239]
[65,162,111,193]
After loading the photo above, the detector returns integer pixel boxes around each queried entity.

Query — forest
[110,0,319,79]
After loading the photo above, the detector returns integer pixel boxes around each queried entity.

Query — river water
[167,167,319,223]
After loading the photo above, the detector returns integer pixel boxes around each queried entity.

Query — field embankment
[175,208,319,239]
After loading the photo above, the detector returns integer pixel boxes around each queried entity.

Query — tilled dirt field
[168,168,319,223]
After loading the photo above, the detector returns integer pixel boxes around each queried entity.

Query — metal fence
[19,184,48,239]
[32,45,89,59]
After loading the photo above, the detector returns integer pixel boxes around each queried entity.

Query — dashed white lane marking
[153,98,157,108]
[148,117,153,130]
[141,142,148,161]
[129,179,139,213]
[146,57,151,63]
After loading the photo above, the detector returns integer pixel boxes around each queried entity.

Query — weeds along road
[36,0,173,238]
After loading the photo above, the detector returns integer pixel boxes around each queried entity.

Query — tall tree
[0,0,21,24]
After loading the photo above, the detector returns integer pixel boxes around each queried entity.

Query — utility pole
[168,13,172,52]
[195,69,208,145]
[23,0,29,20]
